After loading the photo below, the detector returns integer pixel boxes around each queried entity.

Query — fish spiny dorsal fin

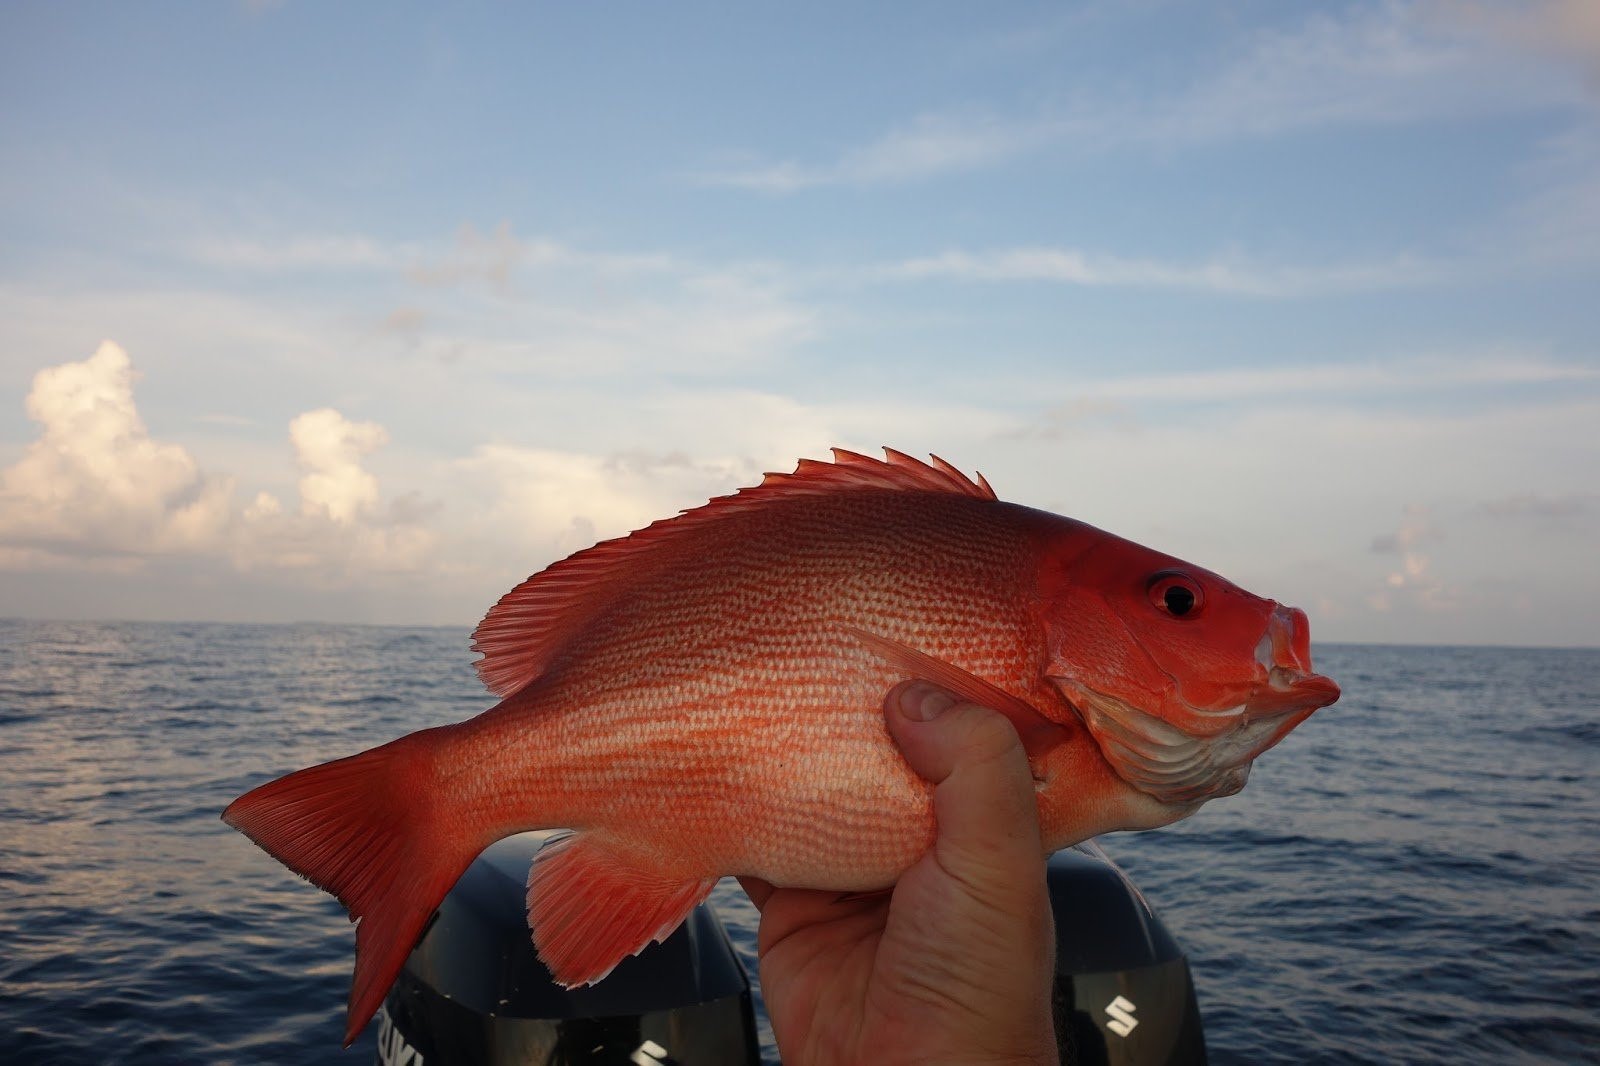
[471,448,997,698]
[757,447,996,500]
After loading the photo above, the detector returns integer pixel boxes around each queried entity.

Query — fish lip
[1249,669,1341,711]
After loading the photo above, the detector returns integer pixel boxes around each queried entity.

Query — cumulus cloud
[0,342,434,579]
[229,408,434,576]
[0,341,232,569]
[288,408,388,524]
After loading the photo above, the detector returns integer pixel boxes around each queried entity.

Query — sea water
[0,620,1595,1064]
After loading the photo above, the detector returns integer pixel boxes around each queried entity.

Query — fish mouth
[1054,607,1341,807]
[1056,682,1331,806]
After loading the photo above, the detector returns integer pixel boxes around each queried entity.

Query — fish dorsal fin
[471,448,997,698]
[763,447,996,500]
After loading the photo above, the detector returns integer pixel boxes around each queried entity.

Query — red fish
[224,448,1339,1044]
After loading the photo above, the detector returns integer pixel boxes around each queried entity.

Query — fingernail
[900,683,956,721]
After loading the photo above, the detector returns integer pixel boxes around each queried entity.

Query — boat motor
[378,836,1206,1065]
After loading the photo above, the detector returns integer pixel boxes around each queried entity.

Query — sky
[1,0,1597,647]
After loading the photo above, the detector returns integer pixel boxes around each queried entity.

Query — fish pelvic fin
[526,832,717,987]
[222,726,483,1047]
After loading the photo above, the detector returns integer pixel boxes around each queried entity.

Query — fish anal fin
[526,833,716,987]
[848,626,1068,761]
[471,449,998,698]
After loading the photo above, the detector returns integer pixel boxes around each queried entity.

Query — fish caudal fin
[527,832,717,987]
[222,727,482,1046]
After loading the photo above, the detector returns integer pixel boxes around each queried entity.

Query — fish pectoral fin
[846,626,1069,763]
[526,832,717,988]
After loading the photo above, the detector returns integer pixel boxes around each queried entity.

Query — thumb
[884,680,1046,895]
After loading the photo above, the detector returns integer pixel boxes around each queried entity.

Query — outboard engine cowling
[1048,847,1207,1065]
[379,836,1205,1065]
[376,834,759,1066]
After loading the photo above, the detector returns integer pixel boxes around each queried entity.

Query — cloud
[2,342,1595,642]
[185,223,808,376]
[1477,492,1597,519]
[188,234,400,271]
[398,263,815,377]
[1500,122,1600,266]
[998,356,1600,424]
[406,222,678,290]
[1156,1,1574,142]
[0,342,434,579]
[1442,0,1600,81]
[703,3,1585,192]
[227,409,437,576]
[698,111,1062,191]
[0,341,233,568]
[1371,503,1444,556]
[288,408,388,525]
[408,221,528,289]
[881,247,1448,296]
[453,447,757,561]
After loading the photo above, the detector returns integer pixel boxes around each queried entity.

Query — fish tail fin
[222,726,482,1047]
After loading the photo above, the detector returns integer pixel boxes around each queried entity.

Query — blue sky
[2,1,1597,646]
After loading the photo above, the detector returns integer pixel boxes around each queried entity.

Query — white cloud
[699,111,1062,191]
[0,341,233,567]
[1024,356,1600,406]
[288,408,388,525]
[0,342,435,580]
[703,2,1586,192]
[187,234,400,271]
[882,246,1448,296]
[397,263,815,378]
[454,447,755,560]
[187,222,678,287]
[1155,1,1573,142]
[970,378,1600,645]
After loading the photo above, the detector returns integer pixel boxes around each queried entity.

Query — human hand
[739,681,1059,1066]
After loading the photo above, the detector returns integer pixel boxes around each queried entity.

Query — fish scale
[223,448,1339,1046]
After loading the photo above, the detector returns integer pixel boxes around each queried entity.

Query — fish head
[1038,525,1340,815]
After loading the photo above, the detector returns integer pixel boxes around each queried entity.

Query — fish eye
[1148,572,1204,619]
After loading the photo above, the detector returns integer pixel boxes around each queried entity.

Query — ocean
[0,619,1595,1064]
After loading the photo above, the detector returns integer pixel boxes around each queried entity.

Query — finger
[737,875,775,910]
[884,680,1046,893]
